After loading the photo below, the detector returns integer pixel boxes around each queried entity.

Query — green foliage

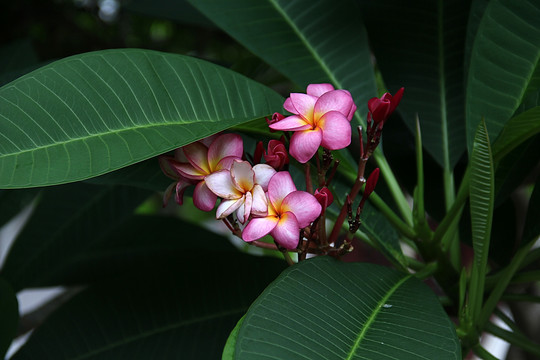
[0,0,539,359]
[236,256,460,359]
[0,49,283,188]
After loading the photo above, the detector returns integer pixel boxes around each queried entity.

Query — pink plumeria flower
[159,133,243,211]
[242,171,322,249]
[270,83,357,163]
[205,160,276,224]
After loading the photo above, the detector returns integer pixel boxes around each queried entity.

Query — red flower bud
[264,139,289,170]
[367,87,404,127]
[253,141,264,164]
[314,187,334,209]
[266,112,285,126]
[359,168,380,211]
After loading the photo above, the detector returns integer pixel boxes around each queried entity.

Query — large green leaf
[468,120,494,322]
[189,0,377,127]
[0,49,283,188]
[11,253,286,360]
[0,277,18,359]
[0,188,39,229]
[466,0,540,150]
[0,183,151,290]
[360,0,469,169]
[523,179,540,245]
[236,256,460,359]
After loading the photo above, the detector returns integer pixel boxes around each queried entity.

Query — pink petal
[269,115,312,131]
[289,128,322,163]
[162,182,175,206]
[199,133,219,147]
[268,171,297,210]
[306,83,335,97]
[318,111,351,150]
[173,148,188,162]
[271,212,300,249]
[171,162,206,181]
[174,179,193,206]
[207,133,243,170]
[313,90,354,120]
[193,181,217,211]
[347,101,357,121]
[159,156,181,179]
[215,156,238,171]
[253,164,276,191]
[288,93,317,122]
[183,142,210,174]
[242,216,279,242]
[205,170,242,199]
[251,185,268,217]
[216,198,243,219]
[230,160,254,193]
[389,87,404,114]
[281,191,322,228]
[283,97,296,114]
[237,192,252,224]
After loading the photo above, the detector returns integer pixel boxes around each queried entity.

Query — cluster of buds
[159,84,403,258]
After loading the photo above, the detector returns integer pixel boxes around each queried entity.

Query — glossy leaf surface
[189,0,377,127]
[0,49,283,188]
[236,256,460,359]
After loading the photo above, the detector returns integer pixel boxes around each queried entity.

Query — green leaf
[188,0,377,127]
[523,179,540,244]
[0,183,151,290]
[0,49,283,188]
[468,120,495,322]
[125,0,214,27]
[360,0,469,168]
[0,188,39,229]
[491,106,540,161]
[236,256,460,359]
[222,316,244,360]
[466,0,540,150]
[11,253,286,360]
[0,277,18,359]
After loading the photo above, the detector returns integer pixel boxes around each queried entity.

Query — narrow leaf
[0,49,283,188]
[189,0,377,127]
[236,256,460,359]
[468,120,495,322]
[466,0,540,150]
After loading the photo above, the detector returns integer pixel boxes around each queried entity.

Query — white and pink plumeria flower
[159,133,243,211]
[242,171,321,249]
[205,160,276,224]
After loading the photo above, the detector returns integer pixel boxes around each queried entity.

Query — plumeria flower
[242,171,322,249]
[159,133,243,211]
[270,83,357,163]
[205,160,276,224]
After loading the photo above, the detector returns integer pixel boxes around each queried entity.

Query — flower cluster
[159,84,403,256]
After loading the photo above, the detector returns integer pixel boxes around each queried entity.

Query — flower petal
[159,156,181,179]
[306,83,334,97]
[174,179,193,206]
[289,128,322,163]
[271,212,300,249]
[288,93,317,122]
[214,156,237,171]
[237,191,252,224]
[207,133,243,170]
[205,170,241,199]
[171,162,206,181]
[242,216,278,242]
[319,111,351,150]
[183,142,210,174]
[269,115,311,131]
[268,171,297,210]
[216,198,243,219]
[193,181,217,211]
[253,164,276,191]
[313,90,354,120]
[281,191,322,228]
[230,160,254,193]
[251,184,268,217]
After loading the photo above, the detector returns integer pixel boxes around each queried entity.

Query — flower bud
[264,139,289,170]
[314,187,334,209]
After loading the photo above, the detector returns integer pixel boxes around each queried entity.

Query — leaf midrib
[345,275,412,359]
